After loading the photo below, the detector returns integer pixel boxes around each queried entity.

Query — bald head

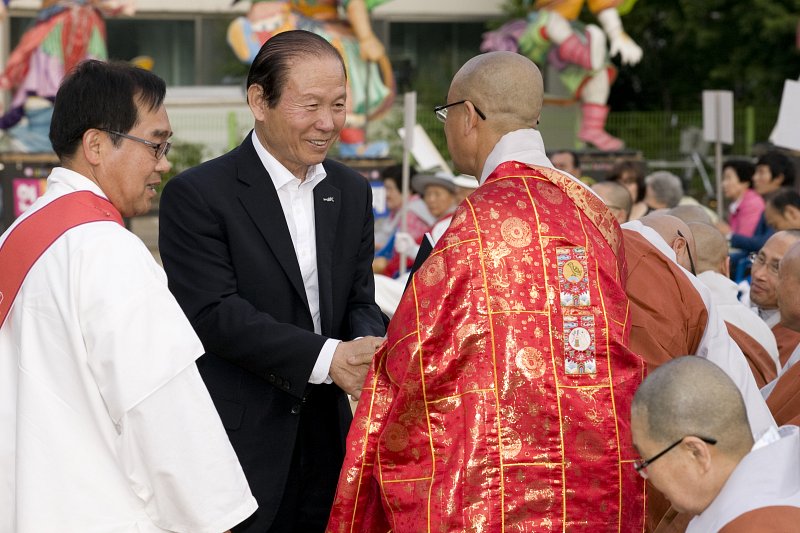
[641,214,697,272]
[690,222,728,275]
[632,356,753,457]
[668,205,713,225]
[592,180,632,223]
[450,51,543,133]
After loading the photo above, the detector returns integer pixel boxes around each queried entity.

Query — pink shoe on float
[556,25,605,71]
[578,103,624,151]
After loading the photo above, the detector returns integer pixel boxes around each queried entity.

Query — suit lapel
[236,139,310,311]
[314,177,341,335]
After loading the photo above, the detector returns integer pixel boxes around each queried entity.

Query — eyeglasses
[634,435,717,479]
[433,100,486,123]
[676,229,696,276]
[101,129,172,160]
[748,251,781,276]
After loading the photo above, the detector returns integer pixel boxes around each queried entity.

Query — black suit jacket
[158,134,385,530]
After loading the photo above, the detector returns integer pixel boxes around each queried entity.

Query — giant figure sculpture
[0,0,134,152]
[228,0,394,157]
[482,0,642,151]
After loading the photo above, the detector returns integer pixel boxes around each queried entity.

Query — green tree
[609,0,800,110]
[496,0,800,111]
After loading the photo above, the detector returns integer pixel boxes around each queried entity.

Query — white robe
[698,270,780,373]
[0,168,257,532]
[687,425,800,532]
[622,220,777,438]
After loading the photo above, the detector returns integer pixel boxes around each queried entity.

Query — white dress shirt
[251,131,339,383]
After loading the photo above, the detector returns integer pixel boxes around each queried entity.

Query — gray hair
[645,171,684,208]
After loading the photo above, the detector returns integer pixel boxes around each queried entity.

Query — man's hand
[329,336,384,400]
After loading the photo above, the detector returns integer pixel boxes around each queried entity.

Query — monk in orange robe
[327,51,645,532]
[620,215,776,533]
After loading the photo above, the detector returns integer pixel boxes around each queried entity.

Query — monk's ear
[683,437,714,474]
[462,101,482,135]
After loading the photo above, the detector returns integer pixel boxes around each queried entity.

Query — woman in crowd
[606,160,648,219]
[721,159,763,238]
[373,164,434,278]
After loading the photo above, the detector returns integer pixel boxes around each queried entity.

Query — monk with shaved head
[668,204,714,225]
[632,356,800,531]
[329,51,648,531]
[691,222,780,386]
[592,180,632,223]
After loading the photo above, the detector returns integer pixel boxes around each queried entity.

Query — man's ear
[82,129,103,166]
[785,205,800,228]
[683,437,714,474]
[462,100,482,136]
[672,234,687,256]
[247,84,267,122]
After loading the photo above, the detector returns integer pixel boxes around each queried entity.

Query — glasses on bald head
[633,435,717,479]
[433,100,486,123]
[748,251,781,277]
[676,229,696,276]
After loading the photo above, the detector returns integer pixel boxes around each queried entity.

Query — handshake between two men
[329,336,385,400]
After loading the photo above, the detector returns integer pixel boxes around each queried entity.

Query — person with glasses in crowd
[690,222,780,383]
[747,231,800,370]
[0,60,257,532]
[328,50,648,531]
[619,213,776,529]
[591,179,632,223]
[631,356,800,532]
[158,30,385,533]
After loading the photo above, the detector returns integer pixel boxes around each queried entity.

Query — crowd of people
[2,28,799,533]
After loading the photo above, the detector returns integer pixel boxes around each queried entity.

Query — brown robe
[726,322,778,388]
[624,229,708,370]
[767,360,800,427]
[623,229,709,533]
[772,322,800,367]
[718,506,800,531]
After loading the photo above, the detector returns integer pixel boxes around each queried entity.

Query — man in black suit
[158,30,385,533]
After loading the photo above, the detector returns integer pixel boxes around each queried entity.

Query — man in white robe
[0,60,256,532]
[631,356,800,532]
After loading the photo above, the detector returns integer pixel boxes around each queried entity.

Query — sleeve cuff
[309,338,340,384]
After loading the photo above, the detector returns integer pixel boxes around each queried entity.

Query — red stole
[327,162,645,532]
[0,191,122,328]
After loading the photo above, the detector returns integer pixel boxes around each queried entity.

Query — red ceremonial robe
[327,162,646,532]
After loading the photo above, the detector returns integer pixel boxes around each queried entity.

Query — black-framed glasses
[101,128,172,160]
[676,229,696,276]
[634,435,717,479]
[748,251,781,277]
[433,100,486,123]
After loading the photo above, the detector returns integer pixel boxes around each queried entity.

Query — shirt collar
[48,166,109,199]
[250,130,327,190]
[479,129,553,185]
